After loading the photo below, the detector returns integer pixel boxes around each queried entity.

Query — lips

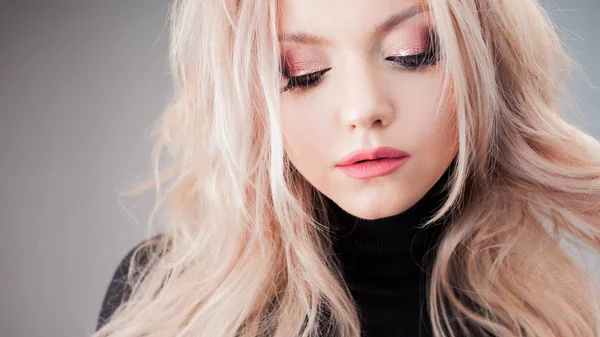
[334,146,411,180]
[336,146,410,166]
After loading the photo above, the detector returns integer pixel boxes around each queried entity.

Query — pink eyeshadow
[385,28,430,56]
[282,49,328,76]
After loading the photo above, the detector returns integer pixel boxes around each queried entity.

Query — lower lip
[336,156,410,180]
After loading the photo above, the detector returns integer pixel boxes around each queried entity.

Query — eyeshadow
[384,26,433,57]
[280,47,328,77]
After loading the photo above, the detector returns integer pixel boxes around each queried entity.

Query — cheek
[396,73,457,152]
[280,99,333,174]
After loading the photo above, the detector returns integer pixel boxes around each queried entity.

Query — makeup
[278,24,440,92]
[383,27,439,70]
[335,147,411,180]
[279,47,330,92]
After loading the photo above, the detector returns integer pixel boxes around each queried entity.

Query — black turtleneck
[324,164,452,337]
[97,164,454,337]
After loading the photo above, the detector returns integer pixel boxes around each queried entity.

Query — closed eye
[386,29,440,70]
[280,68,332,93]
[385,47,439,70]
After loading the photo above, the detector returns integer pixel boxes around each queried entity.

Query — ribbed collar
[325,161,454,297]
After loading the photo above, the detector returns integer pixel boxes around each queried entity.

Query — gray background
[0,1,598,336]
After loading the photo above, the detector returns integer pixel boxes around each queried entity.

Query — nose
[339,62,395,132]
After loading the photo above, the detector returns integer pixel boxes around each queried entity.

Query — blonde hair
[92,0,600,336]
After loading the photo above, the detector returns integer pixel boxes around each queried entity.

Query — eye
[385,46,439,70]
[386,31,440,70]
[280,68,332,93]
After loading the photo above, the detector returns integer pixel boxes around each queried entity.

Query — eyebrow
[278,4,428,46]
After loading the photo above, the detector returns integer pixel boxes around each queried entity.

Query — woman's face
[279,0,458,220]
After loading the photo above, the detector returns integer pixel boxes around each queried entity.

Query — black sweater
[97,167,453,336]
[324,167,451,337]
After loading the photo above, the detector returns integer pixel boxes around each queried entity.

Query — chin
[343,199,408,220]
[331,183,425,220]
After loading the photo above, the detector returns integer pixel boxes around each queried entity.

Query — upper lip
[336,146,410,166]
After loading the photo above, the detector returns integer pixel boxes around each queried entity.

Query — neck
[319,162,455,336]
[324,163,453,292]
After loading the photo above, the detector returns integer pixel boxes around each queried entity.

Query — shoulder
[96,234,167,331]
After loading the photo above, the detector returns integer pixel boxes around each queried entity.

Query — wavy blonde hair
[92,0,600,336]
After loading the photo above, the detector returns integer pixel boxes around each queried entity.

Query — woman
[93,0,600,336]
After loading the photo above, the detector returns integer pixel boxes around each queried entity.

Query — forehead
[278,0,429,40]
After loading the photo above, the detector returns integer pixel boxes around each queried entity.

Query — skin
[279,0,458,220]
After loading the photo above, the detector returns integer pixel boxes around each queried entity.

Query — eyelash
[280,68,331,93]
[280,41,440,93]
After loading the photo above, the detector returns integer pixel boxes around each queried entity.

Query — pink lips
[335,146,410,180]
